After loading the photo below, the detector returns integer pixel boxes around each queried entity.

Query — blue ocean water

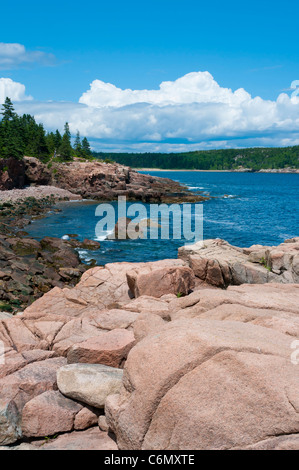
[26,171,299,265]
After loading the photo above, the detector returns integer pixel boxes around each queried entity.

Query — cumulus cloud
[0,78,32,103]
[0,43,56,69]
[79,71,251,107]
[4,71,299,151]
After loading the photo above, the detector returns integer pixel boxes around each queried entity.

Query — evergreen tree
[0,99,24,159]
[54,130,62,150]
[81,137,91,158]
[74,131,82,156]
[0,97,16,123]
[45,132,56,156]
[58,123,73,161]
[35,124,50,161]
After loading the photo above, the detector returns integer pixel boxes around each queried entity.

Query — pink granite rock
[67,329,136,367]
[21,391,82,437]
[106,318,299,450]
[40,427,118,450]
[126,264,194,298]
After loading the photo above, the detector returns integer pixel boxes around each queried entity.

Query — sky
[0,0,299,152]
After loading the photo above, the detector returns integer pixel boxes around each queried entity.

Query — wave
[187,186,205,190]
[94,229,114,241]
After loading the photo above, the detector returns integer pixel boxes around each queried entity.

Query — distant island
[93,147,299,172]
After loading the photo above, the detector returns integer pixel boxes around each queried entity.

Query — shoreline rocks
[0,237,298,450]
[57,364,123,409]
[179,237,299,287]
[23,157,208,203]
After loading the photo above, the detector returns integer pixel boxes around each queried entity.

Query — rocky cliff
[0,158,25,190]
[24,157,206,203]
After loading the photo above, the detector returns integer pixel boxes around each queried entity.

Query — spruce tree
[81,137,91,158]
[0,99,24,160]
[74,131,82,156]
[54,130,62,150]
[1,97,16,123]
[58,123,73,161]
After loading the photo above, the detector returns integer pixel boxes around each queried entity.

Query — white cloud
[0,78,32,103]
[3,71,299,151]
[0,43,56,69]
[79,71,251,107]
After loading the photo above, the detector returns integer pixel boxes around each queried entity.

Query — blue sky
[0,0,299,151]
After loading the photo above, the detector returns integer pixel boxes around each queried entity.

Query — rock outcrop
[0,158,25,191]
[106,317,299,450]
[0,238,298,450]
[24,157,52,186]
[0,229,99,313]
[179,237,299,287]
[24,157,207,203]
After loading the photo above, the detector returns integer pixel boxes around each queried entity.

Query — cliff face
[0,158,25,190]
[24,157,205,202]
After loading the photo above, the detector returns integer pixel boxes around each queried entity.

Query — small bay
[25,171,299,265]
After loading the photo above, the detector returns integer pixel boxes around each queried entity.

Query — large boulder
[0,357,66,445]
[57,364,123,408]
[105,319,299,450]
[39,427,118,450]
[179,238,299,287]
[21,390,83,437]
[67,329,135,367]
[126,261,194,298]
[0,399,21,446]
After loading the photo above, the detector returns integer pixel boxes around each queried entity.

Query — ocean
[25,171,299,265]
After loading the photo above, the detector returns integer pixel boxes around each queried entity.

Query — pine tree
[74,131,82,156]
[54,130,62,150]
[0,99,24,160]
[81,137,91,158]
[45,132,56,156]
[58,123,73,161]
[0,97,16,123]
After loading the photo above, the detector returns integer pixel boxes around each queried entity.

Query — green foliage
[0,302,13,312]
[74,130,82,155]
[93,146,299,171]
[0,97,92,163]
[259,257,272,271]
[58,132,73,161]
[81,137,91,156]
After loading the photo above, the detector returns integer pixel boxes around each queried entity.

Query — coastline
[0,185,81,204]
[137,168,299,173]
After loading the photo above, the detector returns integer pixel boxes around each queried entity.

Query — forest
[94,146,299,171]
[0,97,92,162]
[1,96,299,171]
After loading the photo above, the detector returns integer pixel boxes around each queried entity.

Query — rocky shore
[0,157,209,314]
[0,237,298,450]
[0,193,102,314]
[23,157,208,203]
[0,185,81,204]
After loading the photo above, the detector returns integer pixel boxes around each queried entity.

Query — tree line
[94,146,299,171]
[0,97,92,162]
